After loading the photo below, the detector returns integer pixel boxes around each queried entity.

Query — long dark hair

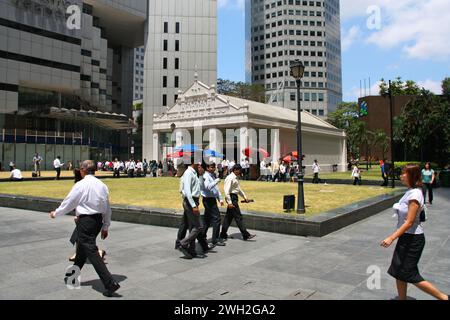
[74,168,82,183]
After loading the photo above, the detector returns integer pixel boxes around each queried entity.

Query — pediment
[154,80,244,122]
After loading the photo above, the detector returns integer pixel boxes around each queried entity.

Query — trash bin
[332,164,338,172]
[440,170,450,188]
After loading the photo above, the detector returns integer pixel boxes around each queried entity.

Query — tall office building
[245,0,342,117]
[143,0,217,161]
[0,0,146,169]
[133,46,145,101]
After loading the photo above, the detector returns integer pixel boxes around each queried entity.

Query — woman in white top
[381,164,449,300]
[351,164,362,186]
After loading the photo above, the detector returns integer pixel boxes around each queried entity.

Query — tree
[404,80,421,95]
[379,78,389,95]
[373,129,390,161]
[328,102,368,159]
[400,89,450,164]
[442,77,450,96]
[216,79,266,103]
[378,77,421,96]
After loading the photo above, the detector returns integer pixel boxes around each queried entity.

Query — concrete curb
[0,189,404,237]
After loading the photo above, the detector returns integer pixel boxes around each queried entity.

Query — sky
[217,0,450,102]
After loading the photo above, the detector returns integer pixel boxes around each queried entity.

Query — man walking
[312,160,321,184]
[201,163,226,248]
[113,158,121,178]
[178,162,207,259]
[220,164,256,241]
[50,160,120,297]
[54,156,64,180]
[33,153,43,177]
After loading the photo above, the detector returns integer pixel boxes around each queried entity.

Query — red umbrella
[166,151,192,158]
[283,155,298,163]
[243,147,270,158]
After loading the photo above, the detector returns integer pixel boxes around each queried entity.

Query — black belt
[78,213,102,218]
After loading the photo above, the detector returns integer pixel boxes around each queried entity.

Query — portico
[152,79,347,174]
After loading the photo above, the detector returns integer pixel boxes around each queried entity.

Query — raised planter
[0,190,404,237]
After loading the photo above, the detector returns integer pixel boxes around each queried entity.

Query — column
[152,132,160,161]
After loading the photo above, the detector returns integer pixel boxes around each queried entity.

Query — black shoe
[178,246,193,259]
[175,242,181,250]
[103,282,120,297]
[192,254,207,259]
[207,243,216,250]
[214,242,226,246]
[244,234,256,241]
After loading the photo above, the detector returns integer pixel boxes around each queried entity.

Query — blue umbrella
[174,144,202,152]
[204,149,225,158]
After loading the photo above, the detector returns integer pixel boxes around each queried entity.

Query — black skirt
[388,233,425,283]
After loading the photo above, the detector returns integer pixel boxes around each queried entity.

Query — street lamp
[388,81,396,189]
[290,60,306,214]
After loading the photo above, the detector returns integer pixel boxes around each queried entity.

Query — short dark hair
[403,164,423,188]
[233,164,242,172]
[206,162,216,169]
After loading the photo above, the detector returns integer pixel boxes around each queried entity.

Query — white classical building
[152,79,346,174]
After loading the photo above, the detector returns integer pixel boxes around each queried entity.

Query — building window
[162,94,167,106]
[163,76,167,88]
[319,110,324,116]
[163,57,167,69]
[175,22,180,33]
[164,22,168,33]
[290,93,296,101]
[174,76,179,88]
[175,58,179,69]
[175,40,180,51]
[174,94,178,102]
[163,40,168,51]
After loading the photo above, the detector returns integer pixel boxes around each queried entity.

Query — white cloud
[417,79,442,94]
[218,0,245,10]
[342,25,361,51]
[341,0,450,61]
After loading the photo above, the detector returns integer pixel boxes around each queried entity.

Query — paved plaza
[0,188,449,300]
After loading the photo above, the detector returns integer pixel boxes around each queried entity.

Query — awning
[45,107,135,130]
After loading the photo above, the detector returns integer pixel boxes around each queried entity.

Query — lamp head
[290,60,305,80]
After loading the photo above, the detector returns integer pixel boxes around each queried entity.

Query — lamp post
[388,80,396,189]
[290,60,306,214]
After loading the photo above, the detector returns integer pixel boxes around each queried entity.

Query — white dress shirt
[224,172,247,204]
[182,166,201,207]
[313,163,320,173]
[53,158,63,168]
[202,172,223,201]
[10,169,23,180]
[55,175,112,231]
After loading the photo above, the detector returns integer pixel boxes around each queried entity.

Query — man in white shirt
[113,158,121,178]
[178,162,207,259]
[201,162,226,248]
[220,164,256,241]
[33,153,43,177]
[280,162,287,183]
[312,160,321,184]
[128,159,136,178]
[240,158,250,180]
[10,166,23,181]
[50,160,120,297]
[53,156,64,180]
[258,159,267,181]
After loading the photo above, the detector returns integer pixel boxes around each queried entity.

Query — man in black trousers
[50,160,120,297]
[177,162,208,259]
[220,164,256,241]
[201,162,226,248]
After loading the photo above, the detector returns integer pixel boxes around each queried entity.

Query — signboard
[360,100,368,117]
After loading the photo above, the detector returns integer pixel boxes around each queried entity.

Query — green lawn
[306,168,383,181]
[0,177,394,217]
